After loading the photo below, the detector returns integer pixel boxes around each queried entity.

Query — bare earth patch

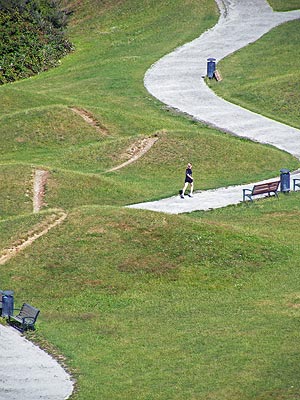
[69,106,109,134]
[107,136,159,172]
[33,169,49,213]
[0,210,67,265]
[70,106,160,172]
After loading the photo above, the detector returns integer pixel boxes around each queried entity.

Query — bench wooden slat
[252,182,279,195]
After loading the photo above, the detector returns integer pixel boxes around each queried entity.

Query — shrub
[0,0,73,84]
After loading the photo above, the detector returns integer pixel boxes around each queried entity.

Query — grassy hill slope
[1,0,300,399]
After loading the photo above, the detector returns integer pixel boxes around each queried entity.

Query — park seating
[243,181,280,202]
[8,303,40,332]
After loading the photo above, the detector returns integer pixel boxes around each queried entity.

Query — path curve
[129,0,300,214]
[0,324,74,400]
[144,0,300,158]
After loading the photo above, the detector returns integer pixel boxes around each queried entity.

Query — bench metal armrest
[293,178,300,191]
[243,188,253,202]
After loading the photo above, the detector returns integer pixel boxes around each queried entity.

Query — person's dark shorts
[185,178,193,183]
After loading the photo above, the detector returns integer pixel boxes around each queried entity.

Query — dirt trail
[0,210,67,265]
[70,106,109,134]
[70,106,159,172]
[107,136,159,172]
[33,169,49,213]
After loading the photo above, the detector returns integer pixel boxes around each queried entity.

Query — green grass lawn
[268,0,300,11]
[1,0,300,399]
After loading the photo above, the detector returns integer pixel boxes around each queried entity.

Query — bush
[0,0,73,84]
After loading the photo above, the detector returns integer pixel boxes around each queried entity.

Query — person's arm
[186,170,193,180]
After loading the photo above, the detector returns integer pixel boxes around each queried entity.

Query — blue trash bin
[207,58,216,79]
[1,291,14,317]
[280,168,290,193]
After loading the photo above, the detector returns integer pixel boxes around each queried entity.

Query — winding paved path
[129,0,300,214]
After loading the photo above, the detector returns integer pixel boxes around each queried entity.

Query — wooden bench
[293,178,300,191]
[243,181,280,202]
[8,303,40,332]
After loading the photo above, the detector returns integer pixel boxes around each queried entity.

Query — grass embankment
[1,0,300,399]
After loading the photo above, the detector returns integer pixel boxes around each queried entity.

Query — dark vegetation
[0,0,73,84]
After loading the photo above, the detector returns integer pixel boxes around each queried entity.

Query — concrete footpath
[129,171,300,214]
[0,324,74,399]
[129,0,300,214]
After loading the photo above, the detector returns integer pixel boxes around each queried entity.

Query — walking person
[180,162,193,198]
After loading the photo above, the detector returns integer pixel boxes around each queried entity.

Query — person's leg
[181,182,188,197]
[190,181,194,196]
